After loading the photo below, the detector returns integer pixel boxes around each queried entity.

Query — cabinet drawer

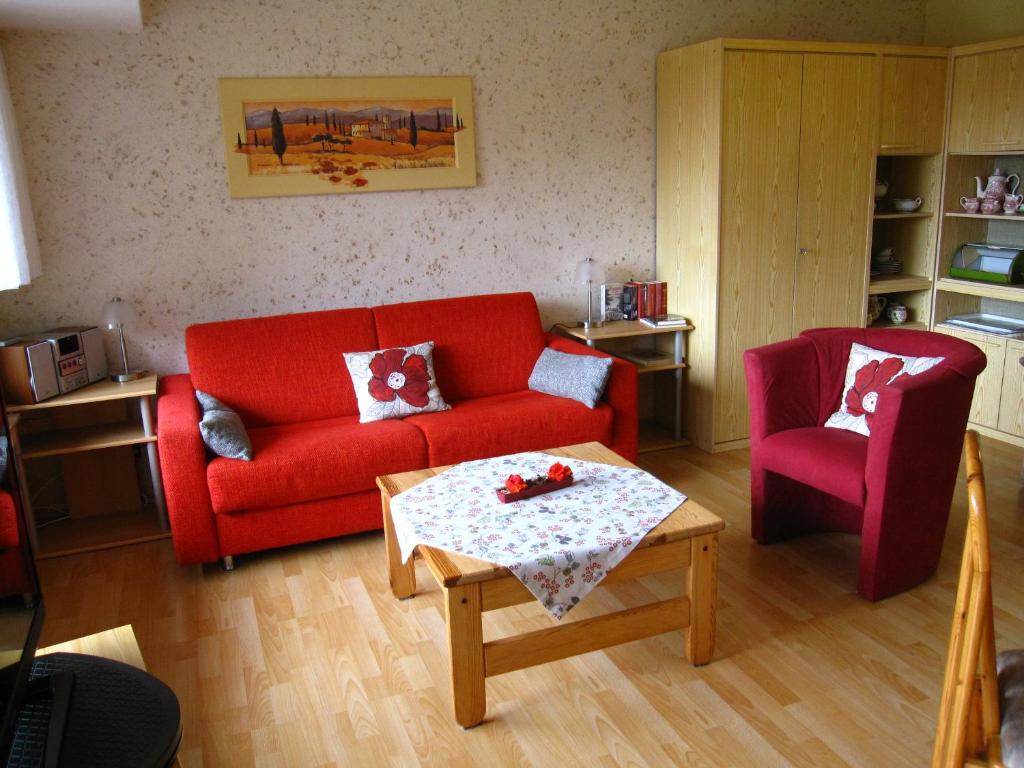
[997,339,1024,436]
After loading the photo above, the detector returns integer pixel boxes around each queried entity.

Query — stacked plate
[872,247,903,275]
[873,258,904,275]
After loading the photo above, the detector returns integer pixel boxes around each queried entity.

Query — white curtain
[0,45,39,291]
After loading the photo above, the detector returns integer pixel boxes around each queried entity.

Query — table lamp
[101,297,145,382]
[575,257,606,330]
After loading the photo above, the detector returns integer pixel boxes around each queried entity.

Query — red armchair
[743,328,986,601]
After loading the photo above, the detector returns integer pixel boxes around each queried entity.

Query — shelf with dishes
[933,155,1024,318]
[869,154,942,329]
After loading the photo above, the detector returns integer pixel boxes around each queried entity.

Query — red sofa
[157,292,638,566]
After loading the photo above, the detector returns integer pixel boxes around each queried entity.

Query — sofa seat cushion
[405,390,614,467]
[207,415,428,514]
[760,427,868,506]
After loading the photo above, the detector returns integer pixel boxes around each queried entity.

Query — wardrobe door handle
[799,248,810,255]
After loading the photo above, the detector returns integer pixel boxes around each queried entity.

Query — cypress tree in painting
[271,107,287,165]
[305,114,309,126]
[436,108,441,131]
[236,132,242,150]
[409,111,418,148]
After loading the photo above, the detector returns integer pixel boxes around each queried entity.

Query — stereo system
[0,327,109,404]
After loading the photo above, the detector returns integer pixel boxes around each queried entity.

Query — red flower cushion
[825,342,944,436]
[343,341,451,423]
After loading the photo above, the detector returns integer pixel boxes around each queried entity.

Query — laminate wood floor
[36,438,1024,767]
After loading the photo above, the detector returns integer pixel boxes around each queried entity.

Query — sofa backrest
[186,307,378,427]
[372,292,546,402]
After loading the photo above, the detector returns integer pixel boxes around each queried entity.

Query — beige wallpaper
[0,0,925,374]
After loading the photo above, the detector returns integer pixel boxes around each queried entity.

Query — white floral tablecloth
[390,451,686,619]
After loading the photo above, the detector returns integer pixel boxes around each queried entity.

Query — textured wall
[0,0,925,374]
[924,0,1024,45]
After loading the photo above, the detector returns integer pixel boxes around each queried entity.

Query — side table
[556,319,693,452]
[6,374,168,558]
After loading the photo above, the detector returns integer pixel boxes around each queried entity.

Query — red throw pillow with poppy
[343,341,451,423]
[824,342,944,436]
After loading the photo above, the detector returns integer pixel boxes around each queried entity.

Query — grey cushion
[196,390,252,461]
[1000,650,1024,768]
[528,347,613,409]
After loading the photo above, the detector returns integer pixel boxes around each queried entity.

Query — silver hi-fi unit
[47,326,108,384]
[37,329,90,394]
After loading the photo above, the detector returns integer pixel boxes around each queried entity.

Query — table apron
[480,537,692,613]
[483,595,690,678]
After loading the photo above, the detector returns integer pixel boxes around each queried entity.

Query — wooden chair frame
[933,431,1004,768]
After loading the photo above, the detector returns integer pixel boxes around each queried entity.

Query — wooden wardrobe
[657,39,948,452]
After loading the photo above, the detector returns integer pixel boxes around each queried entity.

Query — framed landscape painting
[218,76,476,198]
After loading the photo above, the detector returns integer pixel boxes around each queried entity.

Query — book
[625,280,646,319]
[621,284,638,320]
[640,313,690,328]
[599,283,624,321]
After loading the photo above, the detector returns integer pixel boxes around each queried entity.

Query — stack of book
[601,280,669,321]
[640,314,689,328]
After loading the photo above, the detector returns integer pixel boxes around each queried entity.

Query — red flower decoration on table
[505,474,528,494]
[367,349,430,407]
[845,357,904,423]
[547,462,573,482]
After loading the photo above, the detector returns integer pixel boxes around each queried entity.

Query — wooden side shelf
[944,212,1024,221]
[868,273,934,293]
[36,509,170,559]
[868,320,929,330]
[935,278,1024,301]
[873,211,934,220]
[20,421,155,459]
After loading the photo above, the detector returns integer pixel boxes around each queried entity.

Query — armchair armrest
[743,337,821,441]
[544,333,638,461]
[157,373,220,565]
[866,365,978,496]
[858,364,981,597]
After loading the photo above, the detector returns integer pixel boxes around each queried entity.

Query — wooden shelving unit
[556,320,692,451]
[6,374,169,558]
[929,36,1024,447]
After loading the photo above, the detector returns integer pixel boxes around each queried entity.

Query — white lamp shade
[101,297,137,329]
[574,257,605,285]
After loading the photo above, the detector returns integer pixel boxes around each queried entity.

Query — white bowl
[892,197,922,212]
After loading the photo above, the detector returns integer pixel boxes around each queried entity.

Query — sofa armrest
[545,333,638,461]
[157,373,220,565]
[743,337,821,442]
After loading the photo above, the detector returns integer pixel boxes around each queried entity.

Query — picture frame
[218,76,477,198]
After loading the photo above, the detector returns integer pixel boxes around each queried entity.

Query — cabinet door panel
[948,46,1024,152]
[879,56,947,155]
[792,53,877,334]
[716,50,802,444]
[935,326,1005,428]
[997,339,1024,437]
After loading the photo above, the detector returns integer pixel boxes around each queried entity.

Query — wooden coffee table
[376,441,724,728]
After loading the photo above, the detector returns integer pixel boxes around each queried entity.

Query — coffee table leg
[444,583,486,728]
[686,532,719,665]
[382,494,416,599]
